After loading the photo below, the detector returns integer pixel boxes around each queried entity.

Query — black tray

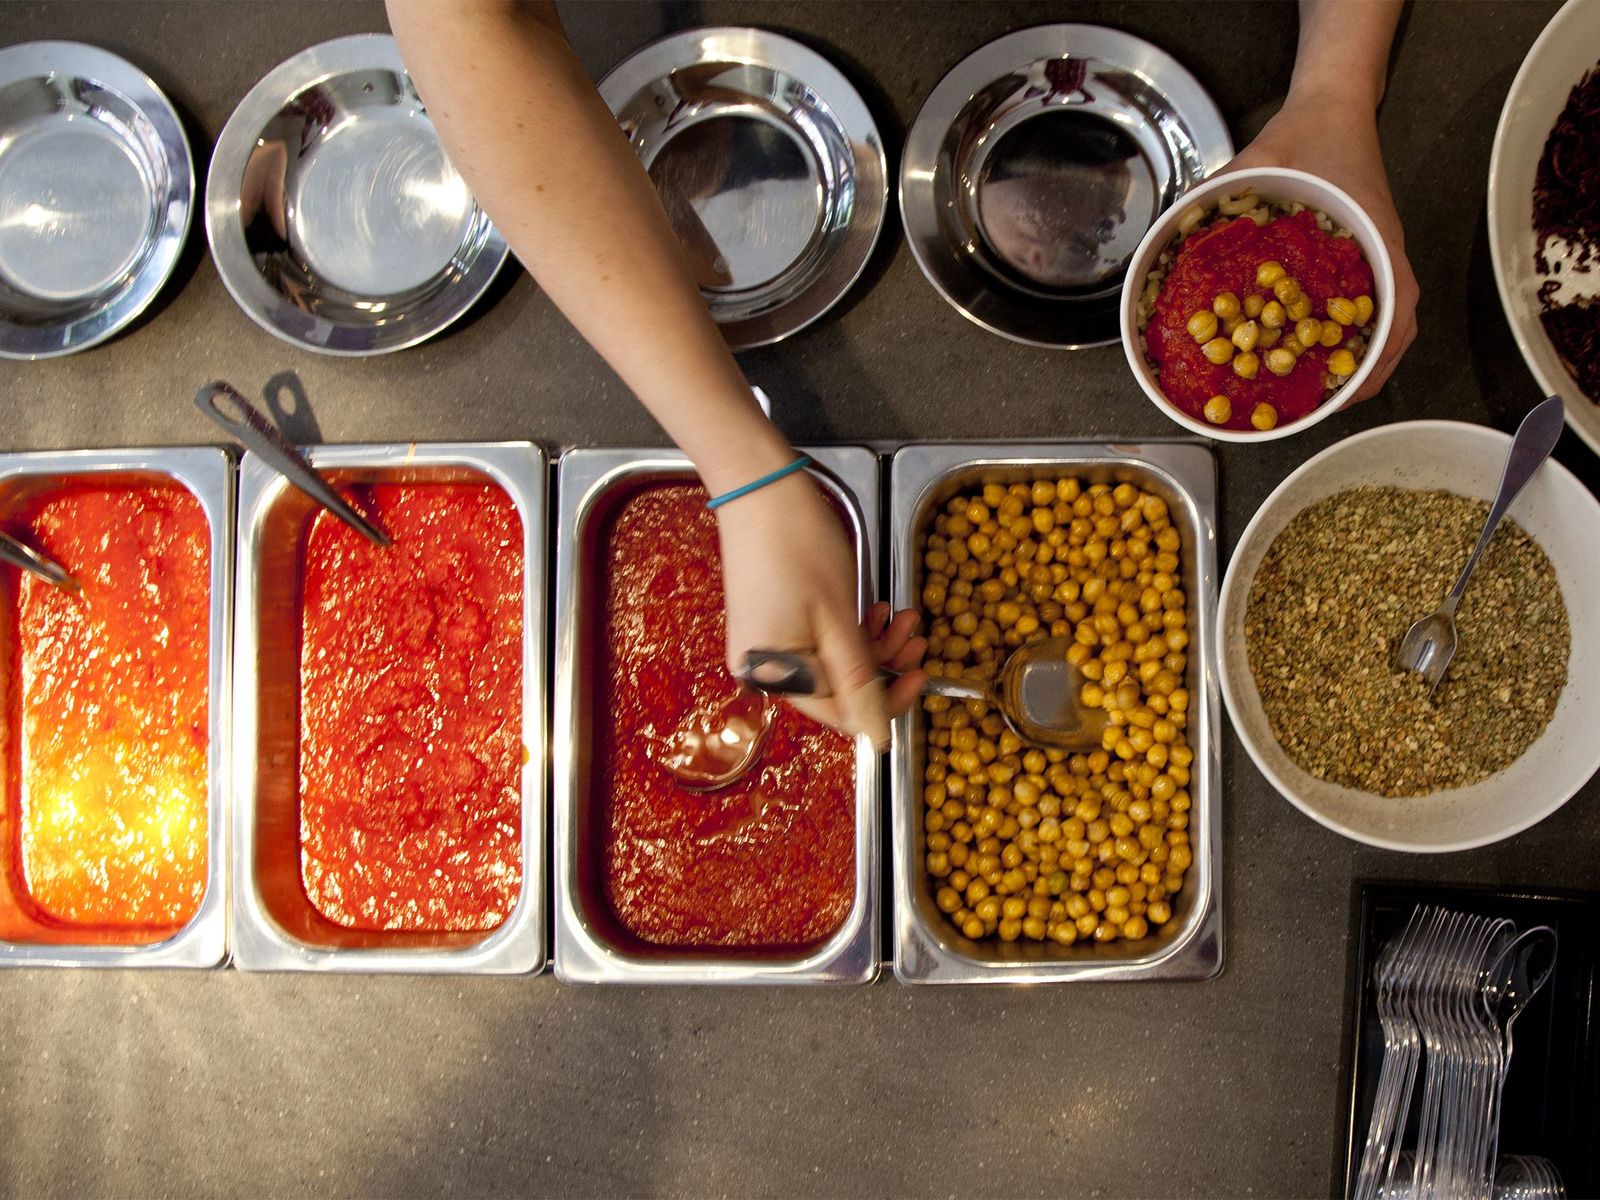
[1341,882,1600,1198]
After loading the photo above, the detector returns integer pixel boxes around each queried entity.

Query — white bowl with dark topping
[1218,420,1600,852]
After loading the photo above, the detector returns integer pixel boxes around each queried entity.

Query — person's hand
[714,474,927,747]
[1223,85,1420,402]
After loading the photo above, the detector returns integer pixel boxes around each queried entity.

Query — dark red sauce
[595,482,856,950]
[1149,211,1375,430]
[298,484,523,932]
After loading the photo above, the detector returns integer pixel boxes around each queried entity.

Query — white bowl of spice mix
[1121,167,1395,441]
[1218,419,1600,852]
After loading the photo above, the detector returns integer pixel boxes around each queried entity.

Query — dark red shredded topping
[1533,62,1600,400]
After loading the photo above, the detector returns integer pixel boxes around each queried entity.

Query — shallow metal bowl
[0,42,193,360]
[890,443,1222,983]
[207,34,507,356]
[230,443,546,974]
[901,26,1232,348]
[553,447,880,984]
[0,448,232,968]
[600,28,887,350]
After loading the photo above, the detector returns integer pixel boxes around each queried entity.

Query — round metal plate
[600,28,888,350]
[0,42,193,360]
[207,34,507,357]
[901,25,1232,349]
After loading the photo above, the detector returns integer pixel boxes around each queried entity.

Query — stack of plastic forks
[1353,905,1560,1200]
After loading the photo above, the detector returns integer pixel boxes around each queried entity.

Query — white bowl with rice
[1218,419,1600,852]
[1120,167,1396,441]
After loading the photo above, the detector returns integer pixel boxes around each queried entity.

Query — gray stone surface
[0,1,1592,1196]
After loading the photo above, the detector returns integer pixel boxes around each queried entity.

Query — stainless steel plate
[0,448,232,969]
[553,447,880,984]
[890,443,1222,983]
[230,443,546,974]
[600,28,887,350]
[0,43,193,360]
[901,26,1232,348]
[207,34,507,356]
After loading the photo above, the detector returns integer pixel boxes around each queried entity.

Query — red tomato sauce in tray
[594,481,856,950]
[1148,211,1375,430]
[298,484,523,932]
[11,483,210,930]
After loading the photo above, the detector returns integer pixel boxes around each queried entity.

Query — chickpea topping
[1260,300,1287,330]
[1286,294,1312,323]
[1187,310,1219,343]
[1294,317,1323,348]
[1272,276,1302,305]
[1232,351,1260,380]
[1212,291,1241,321]
[1264,347,1296,377]
[1201,337,1235,365]
[919,476,1195,946]
[1250,402,1279,431]
[1257,324,1283,349]
[1203,395,1231,425]
[1318,320,1344,348]
[1230,320,1260,353]
[1328,348,1357,376]
[1325,296,1357,326]
[1354,294,1374,325]
[1243,293,1266,320]
[1256,261,1287,287]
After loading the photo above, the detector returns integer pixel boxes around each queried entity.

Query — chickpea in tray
[1137,189,1378,433]
[918,476,1194,947]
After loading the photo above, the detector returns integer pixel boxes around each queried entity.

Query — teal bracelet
[705,455,813,510]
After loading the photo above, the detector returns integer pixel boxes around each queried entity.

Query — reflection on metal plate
[901,25,1233,348]
[208,35,507,357]
[0,42,193,360]
[601,29,887,350]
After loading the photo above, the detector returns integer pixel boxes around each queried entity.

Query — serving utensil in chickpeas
[1394,396,1565,695]
[741,637,1108,751]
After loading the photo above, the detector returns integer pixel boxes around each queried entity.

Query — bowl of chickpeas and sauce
[1121,167,1396,441]
[1219,420,1600,852]
[890,444,1222,984]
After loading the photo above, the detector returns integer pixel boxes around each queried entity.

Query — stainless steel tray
[889,442,1222,983]
[553,447,880,984]
[230,443,545,973]
[0,448,233,968]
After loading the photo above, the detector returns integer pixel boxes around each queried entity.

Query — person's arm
[1226,0,1419,402]
[387,0,923,743]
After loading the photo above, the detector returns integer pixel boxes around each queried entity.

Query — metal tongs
[194,380,390,546]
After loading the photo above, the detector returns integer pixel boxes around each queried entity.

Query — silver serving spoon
[0,531,76,591]
[1394,395,1565,694]
[194,380,391,547]
[654,636,1108,793]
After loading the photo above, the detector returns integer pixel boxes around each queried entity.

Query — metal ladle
[1394,396,1565,695]
[194,380,391,547]
[657,637,1107,792]
[0,531,76,591]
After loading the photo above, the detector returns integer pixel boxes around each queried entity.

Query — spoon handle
[736,648,985,702]
[1444,395,1564,613]
[194,381,392,548]
[0,531,75,590]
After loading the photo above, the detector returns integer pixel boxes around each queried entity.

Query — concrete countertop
[0,2,1590,1196]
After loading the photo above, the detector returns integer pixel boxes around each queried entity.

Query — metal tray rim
[229,441,547,974]
[552,445,881,984]
[0,446,232,968]
[888,440,1223,983]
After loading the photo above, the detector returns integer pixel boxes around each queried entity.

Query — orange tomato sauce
[10,483,211,931]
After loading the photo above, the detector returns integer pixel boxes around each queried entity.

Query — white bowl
[1218,420,1600,852]
[1487,0,1600,458]
[1120,166,1397,442]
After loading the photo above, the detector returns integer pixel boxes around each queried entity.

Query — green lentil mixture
[1244,486,1569,796]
